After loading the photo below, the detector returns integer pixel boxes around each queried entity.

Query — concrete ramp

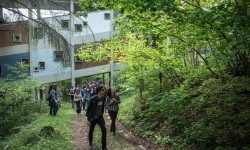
[34,63,120,84]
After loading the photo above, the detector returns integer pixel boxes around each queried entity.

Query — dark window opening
[39,62,45,69]
[61,20,69,29]
[75,24,82,32]
[54,51,63,60]
[104,13,110,20]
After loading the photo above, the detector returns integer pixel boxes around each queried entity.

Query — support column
[28,2,33,80]
[70,0,75,86]
[0,6,3,19]
[108,72,111,88]
[110,48,114,88]
[28,2,40,100]
[109,10,113,38]
[102,73,105,85]
[109,11,114,88]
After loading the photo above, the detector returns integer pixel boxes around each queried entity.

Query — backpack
[46,94,52,101]
[49,98,56,107]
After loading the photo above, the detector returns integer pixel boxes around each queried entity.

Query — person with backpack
[106,88,120,136]
[86,85,108,150]
[48,85,59,116]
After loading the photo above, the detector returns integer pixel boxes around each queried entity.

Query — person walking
[80,87,86,113]
[69,85,75,110]
[86,85,108,150]
[49,85,59,116]
[74,88,82,116]
[106,88,120,136]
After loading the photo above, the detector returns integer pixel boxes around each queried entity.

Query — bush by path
[0,101,74,150]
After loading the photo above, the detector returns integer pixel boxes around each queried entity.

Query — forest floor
[71,110,170,150]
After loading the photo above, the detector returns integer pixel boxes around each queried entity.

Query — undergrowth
[119,76,250,150]
[0,101,74,150]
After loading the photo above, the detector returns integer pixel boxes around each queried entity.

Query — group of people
[69,81,120,150]
[46,81,120,150]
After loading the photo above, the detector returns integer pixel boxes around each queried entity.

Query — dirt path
[71,111,170,150]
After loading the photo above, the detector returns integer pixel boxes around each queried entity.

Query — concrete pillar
[70,0,75,86]
[28,3,40,100]
[0,6,3,19]
[109,10,113,38]
[102,73,105,85]
[110,48,114,88]
[108,72,111,88]
[28,2,33,80]
[109,11,114,88]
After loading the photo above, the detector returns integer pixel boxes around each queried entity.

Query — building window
[13,34,22,42]
[33,66,39,72]
[54,51,63,60]
[104,13,110,20]
[75,24,82,32]
[83,21,88,26]
[39,62,45,69]
[0,65,3,76]
[61,20,69,29]
[21,58,29,65]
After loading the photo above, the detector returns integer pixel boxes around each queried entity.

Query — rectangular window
[83,21,88,26]
[61,20,69,29]
[54,51,63,60]
[21,58,29,65]
[104,13,110,20]
[39,62,45,69]
[0,65,3,76]
[13,34,22,42]
[75,24,82,32]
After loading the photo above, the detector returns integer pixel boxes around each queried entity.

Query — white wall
[30,10,114,83]
[44,10,113,43]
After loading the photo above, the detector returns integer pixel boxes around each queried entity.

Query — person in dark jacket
[106,88,120,136]
[48,85,59,116]
[86,85,107,150]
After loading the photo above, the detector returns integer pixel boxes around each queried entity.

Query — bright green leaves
[175,0,181,3]
[78,0,250,86]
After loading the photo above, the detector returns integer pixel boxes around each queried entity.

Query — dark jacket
[86,95,105,121]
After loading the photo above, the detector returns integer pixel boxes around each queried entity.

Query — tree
[0,62,41,138]
[77,0,250,91]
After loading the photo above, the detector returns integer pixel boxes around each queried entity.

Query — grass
[0,99,137,150]
[0,101,74,150]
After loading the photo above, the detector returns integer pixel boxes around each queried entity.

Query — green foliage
[78,0,250,86]
[0,63,41,138]
[119,76,250,149]
[0,102,74,150]
[78,0,250,149]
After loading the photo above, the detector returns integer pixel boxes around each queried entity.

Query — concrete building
[0,1,119,86]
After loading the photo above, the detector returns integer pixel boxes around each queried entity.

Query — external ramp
[33,63,120,84]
